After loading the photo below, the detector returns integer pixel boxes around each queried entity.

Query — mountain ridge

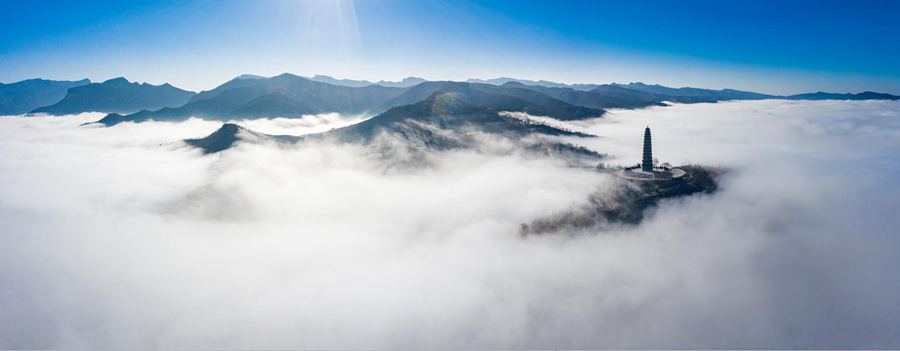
[332,91,594,145]
[97,73,407,125]
[467,77,602,91]
[32,77,195,115]
[612,82,777,101]
[184,123,301,154]
[83,74,900,126]
[0,78,91,115]
[309,75,427,88]
[371,81,606,120]
[185,91,602,161]
[785,91,900,100]
[470,77,900,102]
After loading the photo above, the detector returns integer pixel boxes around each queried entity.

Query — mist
[1,100,899,348]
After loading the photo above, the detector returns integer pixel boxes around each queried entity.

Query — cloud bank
[1,100,899,348]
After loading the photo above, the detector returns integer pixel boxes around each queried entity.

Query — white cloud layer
[1,100,899,348]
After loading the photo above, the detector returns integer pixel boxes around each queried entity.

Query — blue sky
[2,0,899,94]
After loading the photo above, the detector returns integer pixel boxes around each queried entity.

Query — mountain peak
[31,78,196,115]
[102,77,130,84]
[184,123,301,154]
[400,77,426,83]
[217,122,244,134]
[185,123,252,154]
[92,113,127,126]
[273,72,303,80]
[308,75,427,88]
[235,74,266,80]
[0,78,94,114]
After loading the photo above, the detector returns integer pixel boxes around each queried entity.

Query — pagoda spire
[642,126,653,172]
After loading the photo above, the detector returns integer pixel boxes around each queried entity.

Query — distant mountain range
[612,82,777,101]
[31,77,195,115]
[0,78,91,115]
[186,91,602,160]
[368,81,605,120]
[230,74,428,88]
[784,91,900,100]
[332,91,593,144]
[467,77,602,91]
[96,73,407,125]
[469,78,899,102]
[500,82,667,109]
[172,75,899,156]
[3,74,898,123]
[309,75,427,88]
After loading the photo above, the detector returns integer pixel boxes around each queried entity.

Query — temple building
[620,127,686,181]
[642,127,653,173]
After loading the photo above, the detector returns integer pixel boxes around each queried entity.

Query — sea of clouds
[1,100,899,348]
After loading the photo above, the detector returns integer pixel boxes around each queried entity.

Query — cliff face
[521,165,721,235]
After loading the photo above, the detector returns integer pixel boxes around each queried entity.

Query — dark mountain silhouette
[32,77,195,115]
[321,92,603,163]
[785,91,900,100]
[617,82,900,102]
[0,78,91,115]
[371,81,605,120]
[309,75,427,88]
[588,84,675,103]
[472,78,900,103]
[96,73,406,126]
[612,82,777,102]
[502,81,667,109]
[467,77,601,91]
[186,92,602,162]
[522,165,721,234]
[184,123,300,154]
[334,91,592,144]
[91,74,900,128]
